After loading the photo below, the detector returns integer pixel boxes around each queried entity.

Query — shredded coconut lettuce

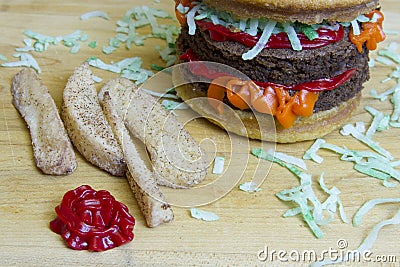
[353,198,400,226]
[161,99,189,110]
[1,53,41,73]
[370,83,400,101]
[379,46,400,64]
[252,148,347,238]
[87,56,153,84]
[376,56,394,66]
[15,39,34,52]
[313,201,400,267]
[113,5,179,55]
[364,106,390,137]
[156,46,177,67]
[141,88,179,99]
[340,123,393,160]
[242,21,276,60]
[282,22,302,51]
[21,29,89,54]
[271,149,308,170]
[303,137,400,187]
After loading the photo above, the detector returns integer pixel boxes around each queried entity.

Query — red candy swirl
[50,185,135,252]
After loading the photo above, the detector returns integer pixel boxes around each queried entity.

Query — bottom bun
[174,83,361,143]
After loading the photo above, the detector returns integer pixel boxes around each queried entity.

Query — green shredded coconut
[70,44,80,54]
[375,56,394,66]
[272,149,307,170]
[151,64,165,71]
[1,53,41,73]
[98,5,179,68]
[102,46,117,54]
[304,137,399,187]
[378,49,400,64]
[21,29,90,54]
[87,57,122,73]
[370,84,400,101]
[161,99,189,110]
[156,46,177,67]
[300,25,319,40]
[88,41,97,48]
[141,88,179,99]
[340,123,393,160]
[311,207,400,267]
[391,87,400,122]
[16,39,34,52]
[364,106,390,137]
[23,29,58,48]
[353,198,400,226]
[252,148,347,238]
[87,56,153,84]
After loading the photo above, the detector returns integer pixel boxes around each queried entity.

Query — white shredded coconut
[242,21,276,60]
[313,211,400,266]
[1,53,41,73]
[252,148,347,238]
[212,156,225,174]
[351,20,361,35]
[239,181,261,192]
[80,10,110,21]
[190,208,219,221]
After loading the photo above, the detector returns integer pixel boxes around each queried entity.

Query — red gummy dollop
[50,185,135,252]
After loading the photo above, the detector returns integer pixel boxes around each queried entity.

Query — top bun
[202,0,380,24]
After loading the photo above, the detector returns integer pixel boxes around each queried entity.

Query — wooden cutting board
[0,0,399,265]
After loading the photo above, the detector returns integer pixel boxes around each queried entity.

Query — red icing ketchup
[196,20,345,50]
[50,185,135,252]
[179,49,355,92]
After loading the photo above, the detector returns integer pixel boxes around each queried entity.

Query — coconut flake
[242,21,276,60]
[212,156,225,174]
[186,5,201,35]
[312,210,400,267]
[80,10,110,20]
[271,149,307,170]
[239,181,261,192]
[252,148,346,238]
[283,22,302,51]
[190,208,219,221]
[351,20,361,35]
[2,53,41,73]
[340,124,393,160]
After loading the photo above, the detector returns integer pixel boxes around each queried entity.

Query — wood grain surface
[0,0,399,266]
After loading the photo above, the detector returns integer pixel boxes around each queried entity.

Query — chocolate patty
[176,24,370,112]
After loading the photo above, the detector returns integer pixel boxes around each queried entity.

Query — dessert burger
[173,0,385,143]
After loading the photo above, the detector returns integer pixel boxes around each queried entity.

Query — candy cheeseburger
[173,0,385,143]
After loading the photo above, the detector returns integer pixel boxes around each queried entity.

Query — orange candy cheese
[207,77,319,129]
[349,10,386,53]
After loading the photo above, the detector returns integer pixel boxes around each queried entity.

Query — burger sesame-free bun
[202,0,380,24]
[174,82,361,143]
